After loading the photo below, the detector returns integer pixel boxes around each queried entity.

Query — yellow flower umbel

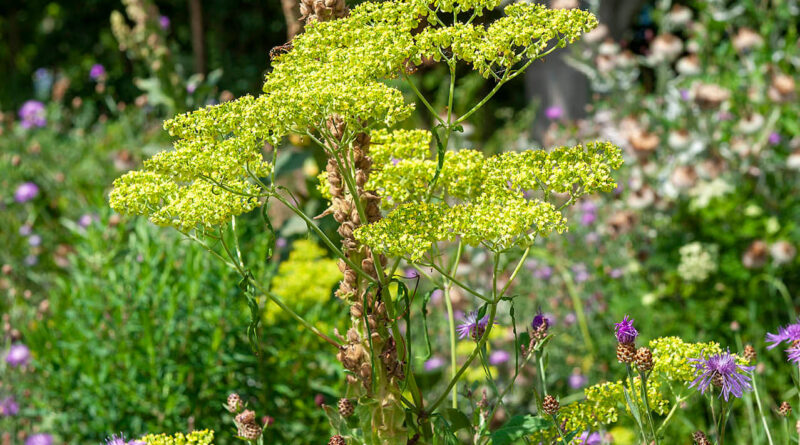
[139,430,214,445]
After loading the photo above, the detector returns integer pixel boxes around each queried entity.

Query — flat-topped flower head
[766,319,800,349]
[457,311,490,341]
[614,315,638,344]
[689,350,754,401]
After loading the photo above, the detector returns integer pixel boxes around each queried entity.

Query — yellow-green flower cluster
[267,240,342,323]
[355,138,622,260]
[431,0,501,15]
[111,0,599,234]
[536,337,722,439]
[139,430,214,445]
[416,4,597,78]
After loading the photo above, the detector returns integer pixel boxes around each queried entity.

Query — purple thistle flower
[25,434,53,445]
[786,346,800,365]
[105,434,144,445]
[424,356,446,371]
[159,15,170,30]
[25,255,39,266]
[575,431,602,445]
[533,265,553,281]
[28,234,42,247]
[0,396,19,417]
[580,211,596,226]
[14,182,39,203]
[404,268,418,279]
[89,64,106,81]
[19,224,33,236]
[275,237,288,249]
[572,263,590,283]
[568,373,588,389]
[18,100,47,128]
[489,350,510,365]
[769,132,782,146]
[608,268,623,279]
[6,343,31,367]
[545,106,564,120]
[689,350,754,401]
[680,89,690,101]
[614,315,638,344]
[531,310,549,331]
[765,319,800,350]
[457,311,490,341]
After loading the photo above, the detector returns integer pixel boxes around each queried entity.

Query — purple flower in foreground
[159,15,170,30]
[614,316,638,344]
[19,100,47,128]
[25,434,53,445]
[457,311,490,341]
[531,310,550,332]
[766,319,800,350]
[574,431,602,445]
[0,396,19,416]
[545,106,564,120]
[14,182,39,203]
[424,356,446,371]
[769,132,781,146]
[6,343,31,367]
[689,350,754,401]
[489,350,510,365]
[89,64,106,81]
[786,346,800,365]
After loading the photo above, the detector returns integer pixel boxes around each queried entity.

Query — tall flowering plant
[109,0,621,442]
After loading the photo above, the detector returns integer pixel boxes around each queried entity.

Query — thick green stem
[751,371,775,445]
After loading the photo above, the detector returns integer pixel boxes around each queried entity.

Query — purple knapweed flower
[25,434,53,445]
[186,83,197,94]
[19,100,47,128]
[0,396,19,417]
[6,343,31,367]
[489,350,510,365]
[534,265,553,281]
[768,132,781,145]
[105,434,144,445]
[581,211,596,226]
[25,255,39,266]
[28,234,42,247]
[689,350,754,401]
[680,89,690,101]
[765,319,800,350]
[563,313,577,325]
[608,268,623,279]
[531,310,550,332]
[404,268,418,279]
[457,311,491,340]
[568,373,588,390]
[19,224,33,236]
[14,182,39,203]
[159,15,170,30]
[572,263,590,283]
[614,316,638,344]
[430,289,443,304]
[424,356,446,371]
[275,237,288,249]
[786,346,800,365]
[545,106,564,120]
[574,431,602,445]
[89,64,106,81]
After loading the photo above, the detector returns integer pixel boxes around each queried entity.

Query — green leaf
[489,415,552,445]
[444,408,472,432]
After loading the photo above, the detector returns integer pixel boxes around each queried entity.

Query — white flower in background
[649,34,683,64]
[737,113,765,134]
[732,27,764,53]
[770,241,797,266]
[689,177,733,209]
[676,55,701,75]
[678,242,718,282]
[666,4,693,27]
[788,150,800,170]
[668,129,691,149]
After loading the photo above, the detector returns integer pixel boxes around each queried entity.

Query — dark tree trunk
[188,0,206,74]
